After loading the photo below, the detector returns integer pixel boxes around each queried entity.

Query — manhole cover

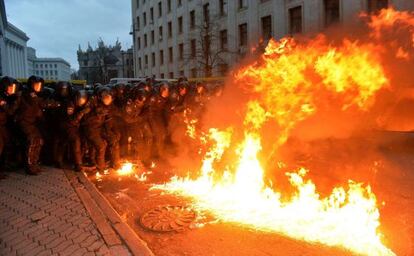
[140,205,196,232]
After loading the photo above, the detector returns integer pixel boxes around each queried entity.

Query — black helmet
[74,90,88,107]
[27,75,44,94]
[39,86,55,99]
[0,76,19,96]
[131,88,147,103]
[97,87,113,106]
[56,81,72,98]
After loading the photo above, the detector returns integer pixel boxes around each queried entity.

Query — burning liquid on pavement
[150,9,414,256]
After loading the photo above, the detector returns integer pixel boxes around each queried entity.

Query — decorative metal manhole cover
[140,205,196,232]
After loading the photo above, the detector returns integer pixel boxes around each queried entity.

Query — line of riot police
[0,75,222,179]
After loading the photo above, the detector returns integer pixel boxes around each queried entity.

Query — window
[324,0,340,27]
[239,23,248,46]
[152,52,156,67]
[143,12,147,26]
[160,50,164,65]
[136,0,140,9]
[219,0,227,16]
[169,47,173,62]
[54,64,57,68]
[220,30,228,50]
[55,70,58,75]
[203,3,210,23]
[150,8,154,23]
[159,26,163,41]
[239,0,247,9]
[289,6,302,34]
[45,64,48,68]
[190,11,196,29]
[136,17,140,31]
[179,70,184,76]
[178,17,183,34]
[191,39,196,57]
[138,37,141,49]
[145,55,148,66]
[40,64,43,68]
[160,73,165,78]
[220,63,229,76]
[178,0,182,6]
[261,16,272,40]
[179,43,184,60]
[138,57,142,69]
[168,22,172,38]
[368,0,388,13]
[167,0,171,12]
[191,68,197,78]
[144,34,148,47]
[158,2,162,17]
[151,30,155,44]
[169,72,174,79]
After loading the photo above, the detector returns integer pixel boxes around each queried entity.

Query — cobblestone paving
[0,168,122,256]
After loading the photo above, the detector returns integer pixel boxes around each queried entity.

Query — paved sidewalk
[0,167,136,256]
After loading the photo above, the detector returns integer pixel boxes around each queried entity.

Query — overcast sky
[5,0,132,70]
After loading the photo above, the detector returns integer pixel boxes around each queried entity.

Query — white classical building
[4,22,29,78]
[131,0,414,78]
[0,0,7,76]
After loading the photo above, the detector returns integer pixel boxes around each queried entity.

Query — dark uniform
[81,87,112,171]
[148,83,169,159]
[55,90,90,171]
[15,76,59,175]
[0,77,20,179]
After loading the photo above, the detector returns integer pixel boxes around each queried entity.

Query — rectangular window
[159,26,163,41]
[178,16,183,34]
[144,34,148,47]
[150,7,154,23]
[191,39,196,57]
[289,6,302,34]
[160,50,164,65]
[324,0,340,27]
[261,15,272,40]
[167,0,171,12]
[161,73,165,78]
[139,57,142,69]
[203,3,209,23]
[169,72,174,79]
[191,68,197,78]
[179,70,184,76]
[239,23,248,46]
[143,12,147,26]
[152,52,156,67]
[168,22,172,38]
[158,2,162,17]
[178,0,182,6]
[179,43,184,60]
[136,0,140,9]
[136,17,140,31]
[219,0,227,16]
[169,47,173,63]
[368,0,389,13]
[151,30,155,44]
[239,0,247,9]
[54,64,57,68]
[138,37,141,49]
[190,10,196,29]
[220,30,228,50]
[145,55,148,65]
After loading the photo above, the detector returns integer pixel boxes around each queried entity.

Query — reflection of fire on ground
[89,8,414,256]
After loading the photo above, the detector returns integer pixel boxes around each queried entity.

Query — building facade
[77,40,134,84]
[131,0,414,79]
[0,0,7,76]
[33,58,71,81]
[4,22,29,78]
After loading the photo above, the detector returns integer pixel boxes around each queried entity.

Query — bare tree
[183,12,237,77]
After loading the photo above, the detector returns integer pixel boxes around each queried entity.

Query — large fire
[148,8,414,256]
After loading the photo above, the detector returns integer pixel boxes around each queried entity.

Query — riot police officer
[0,77,20,179]
[15,76,59,175]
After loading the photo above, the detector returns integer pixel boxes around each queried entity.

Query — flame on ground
[148,9,414,256]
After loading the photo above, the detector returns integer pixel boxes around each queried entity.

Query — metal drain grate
[140,205,196,232]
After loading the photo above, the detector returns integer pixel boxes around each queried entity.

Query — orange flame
[149,9,409,256]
